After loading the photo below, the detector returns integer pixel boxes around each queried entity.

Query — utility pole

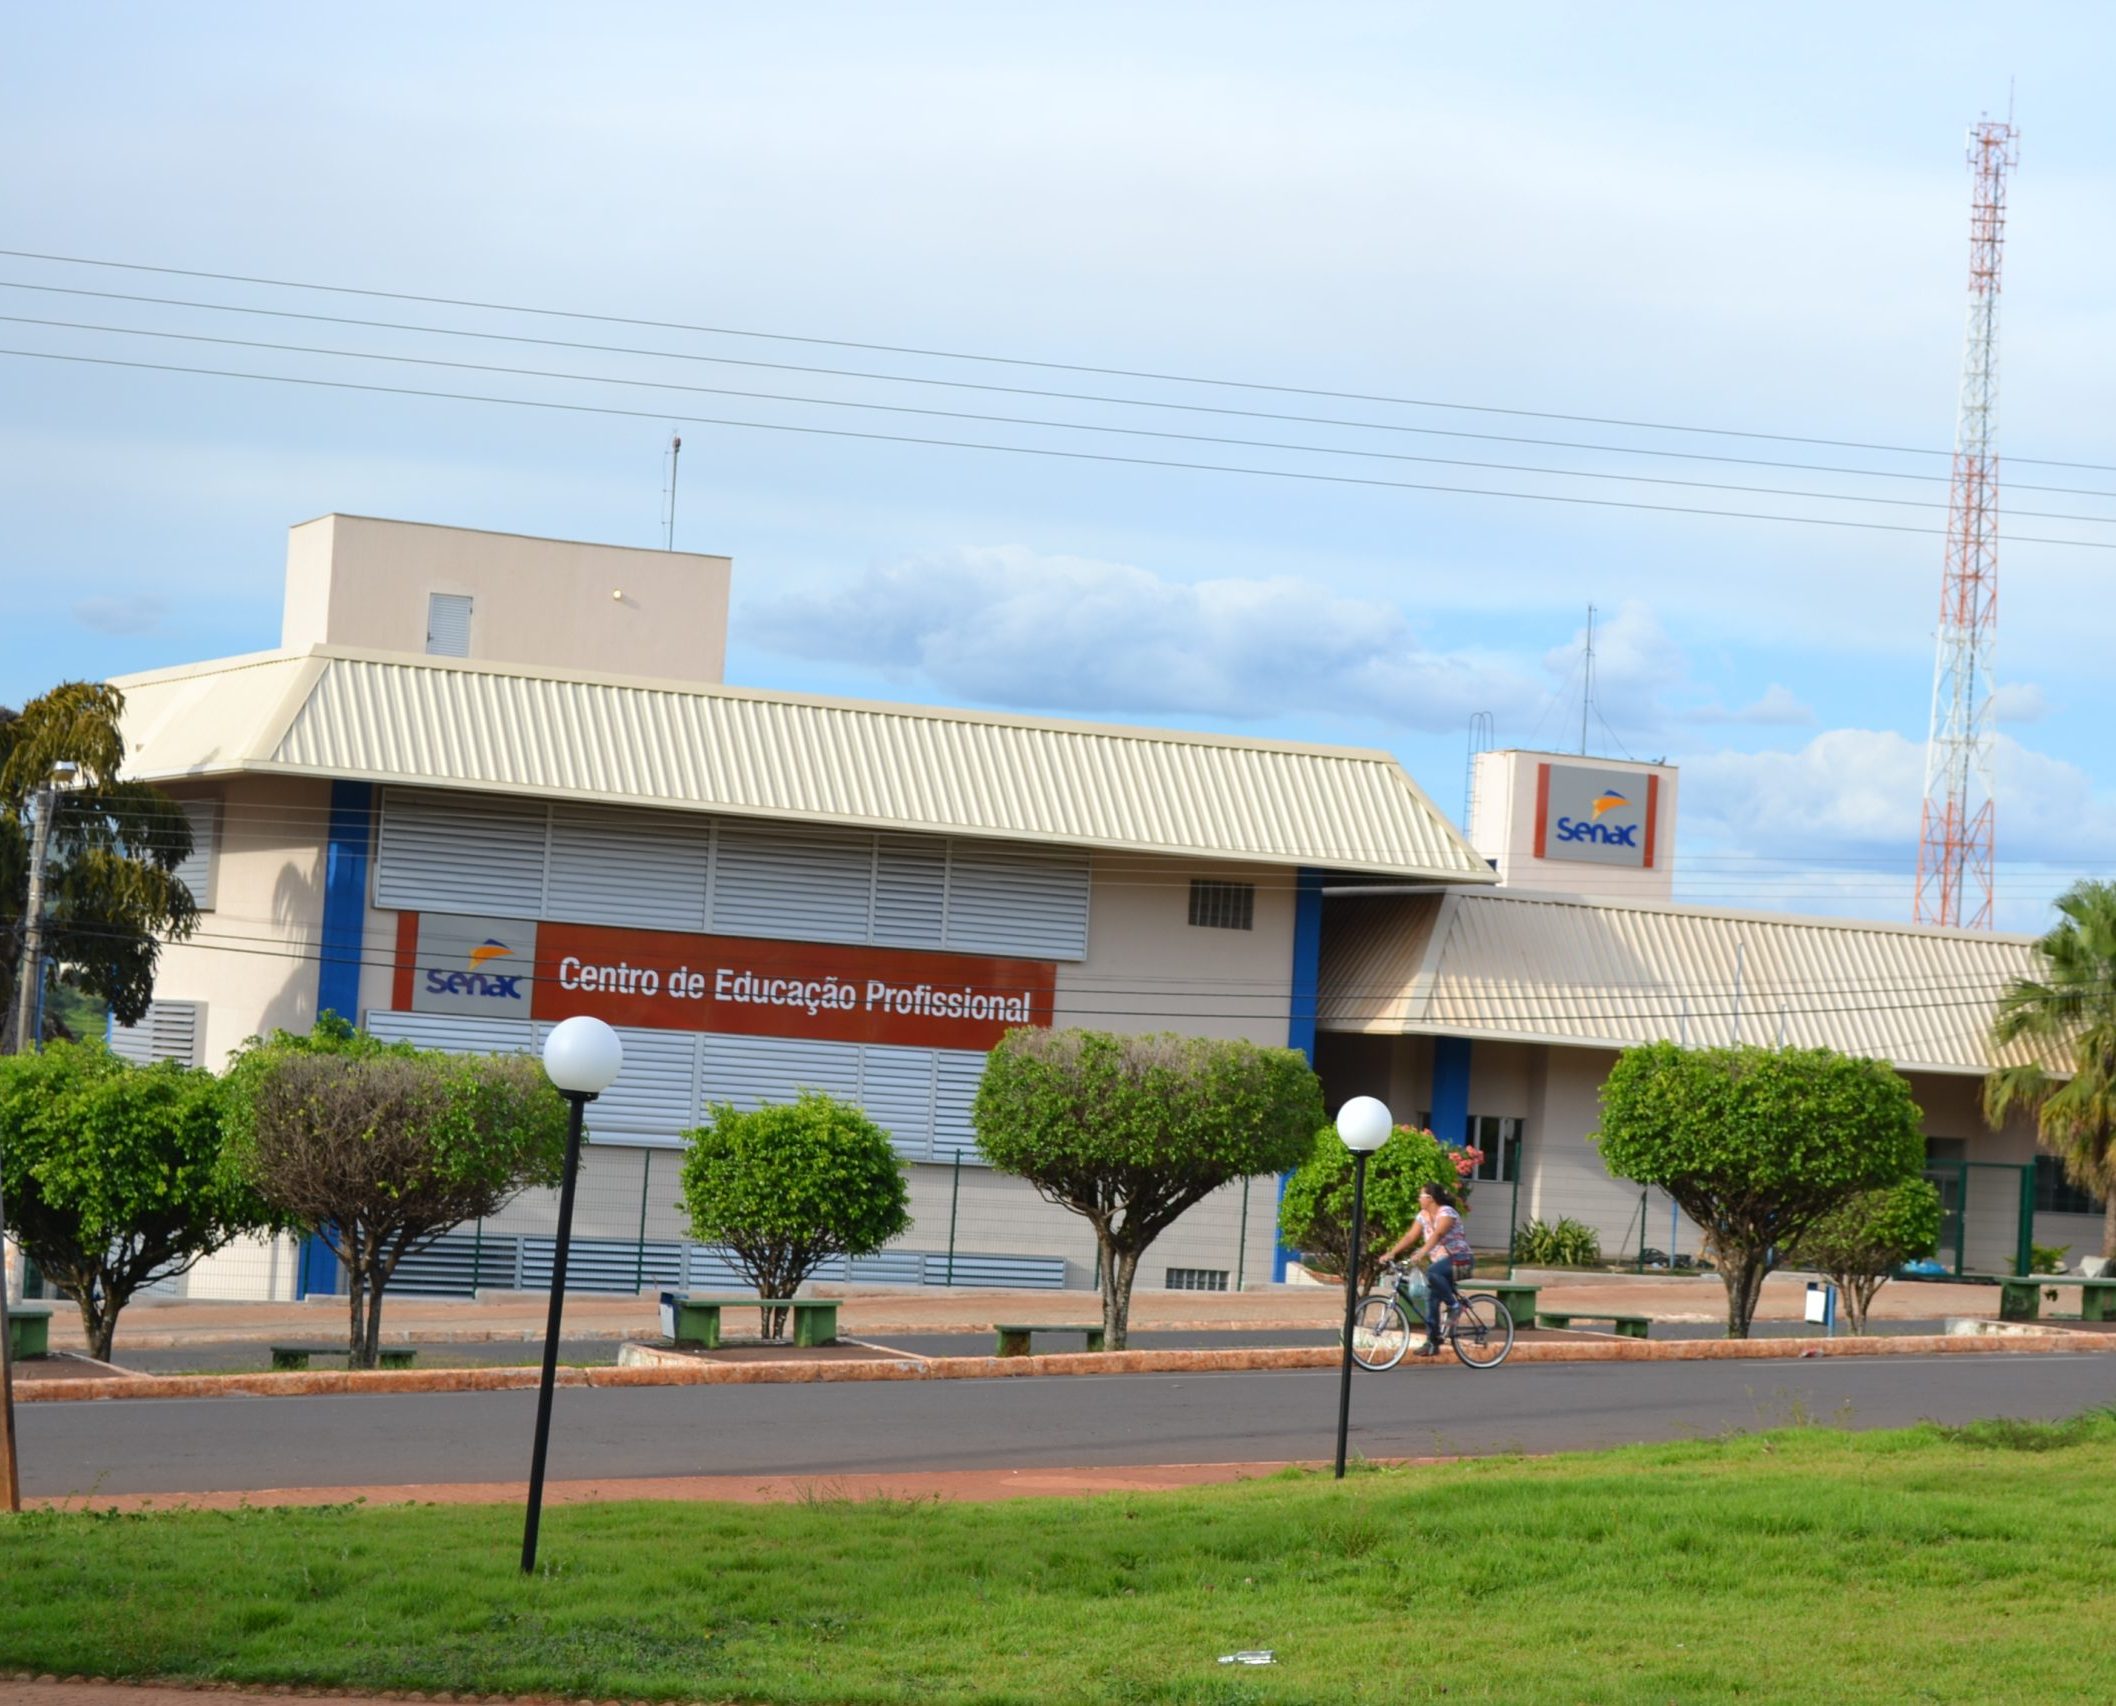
[1,771,63,1512]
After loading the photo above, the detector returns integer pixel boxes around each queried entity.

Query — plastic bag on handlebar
[1401,1265,1430,1305]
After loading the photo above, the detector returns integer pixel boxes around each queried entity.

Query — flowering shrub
[1449,1145,1485,1181]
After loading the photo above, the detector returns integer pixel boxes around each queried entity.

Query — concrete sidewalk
[35,1268,2004,1352]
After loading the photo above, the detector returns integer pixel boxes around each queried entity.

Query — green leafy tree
[0,1040,268,1359]
[1594,1042,1925,1338]
[1784,1179,1943,1335]
[678,1092,911,1336]
[974,1028,1323,1349]
[1985,879,2116,1259]
[222,1015,569,1367]
[1276,1124,1464,1290]
[2,682,200,1042]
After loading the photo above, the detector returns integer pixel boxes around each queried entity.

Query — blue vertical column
[298,779,374,1299]
[1430,1035,1473,1147]
[1274,867,1327,1282]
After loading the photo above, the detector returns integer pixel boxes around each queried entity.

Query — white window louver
[365,1009,537,1056]
[700,1031,863,1110]
[932,1049,989,1161]
[425,592,472,657]
[855,1045,938,1162]
[170,799,217,912]
[547,805,711,932]
[871,832,948,949]
[944,842,1091,959]
[109,1000,204,1067]
[710,820,874,944]
[556,1023,701,1143]
[375,788,549,918]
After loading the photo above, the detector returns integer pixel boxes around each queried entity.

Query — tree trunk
[1100,1244,1139,1351]
[1720,1250,1768,1339]
[74,1287,118,1364]
[345,1228,373,1369]
[2104,1189,2115,1262]
[1844,1274,1883,1336]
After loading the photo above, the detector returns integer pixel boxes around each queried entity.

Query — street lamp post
[522,1015,623,1574]
[1332,1095,1392,1480]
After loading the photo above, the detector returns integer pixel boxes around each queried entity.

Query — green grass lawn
[6,1413,2113,1705]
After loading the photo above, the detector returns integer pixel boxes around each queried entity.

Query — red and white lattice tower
[1914,117,2019,931]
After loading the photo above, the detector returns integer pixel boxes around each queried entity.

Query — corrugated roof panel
[115,648,1493,879]
[1321,891,2046,1076]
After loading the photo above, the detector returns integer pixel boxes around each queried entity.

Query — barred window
[1187,879,1255,931]
[1165,1267,1229,1292]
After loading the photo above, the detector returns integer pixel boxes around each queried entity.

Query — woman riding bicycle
[1381,1184,1473,1358]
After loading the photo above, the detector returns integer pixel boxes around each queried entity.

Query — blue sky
[3,3,2112,929]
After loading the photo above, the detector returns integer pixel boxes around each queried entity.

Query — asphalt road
[19,1352,2115,1499]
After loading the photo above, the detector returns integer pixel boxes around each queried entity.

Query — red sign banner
[396,912,1056,1052]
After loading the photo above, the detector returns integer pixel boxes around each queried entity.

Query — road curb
[15,1323,2109,1403]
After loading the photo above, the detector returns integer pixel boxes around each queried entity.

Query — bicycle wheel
[1350,1294,1414,1371]
[1448,1294,1514,1369]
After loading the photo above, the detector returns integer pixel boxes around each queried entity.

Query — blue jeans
[1424,1255,1463,1343]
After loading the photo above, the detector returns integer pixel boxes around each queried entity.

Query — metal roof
[111,646,1496,879]
[1318,889,2044,1076]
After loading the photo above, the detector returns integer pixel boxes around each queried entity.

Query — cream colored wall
[149,776,330,1069]
[1055,856,1295,1045]
[280,514,732,684]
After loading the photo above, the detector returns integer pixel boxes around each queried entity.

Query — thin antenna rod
[663,430,682,550]
[1579,603,1596,756]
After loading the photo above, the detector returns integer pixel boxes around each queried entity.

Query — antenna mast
[1579,603,1596,756]
[662,431,682,550]
[1914,116,2017,931]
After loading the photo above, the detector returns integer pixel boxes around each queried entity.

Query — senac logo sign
[1553,786,1640,848]
[425,937,526,1000]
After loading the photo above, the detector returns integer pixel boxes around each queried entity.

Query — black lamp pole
[521,1087,592,1574]
[1333,1147,1370,1481]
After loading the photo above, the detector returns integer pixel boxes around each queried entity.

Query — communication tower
[1914,116,2018,931]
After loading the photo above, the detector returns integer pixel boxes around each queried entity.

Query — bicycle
[1350,1261,1514,1370]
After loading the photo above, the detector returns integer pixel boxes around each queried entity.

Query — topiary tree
[222,1014,569,1367]
[974,1028,1323,1349]
[678,1091,911,1337]
[0,1040,268,1359]
[1594,1042,1925,1338]
[1276,1123,1465,1291]
[1784,1179,1943,1335]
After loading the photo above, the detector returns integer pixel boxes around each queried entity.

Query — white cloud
[1991,682,2049,725]
[73,595,166,635]
[1688,684,1815,727]
[747,545,1543,731]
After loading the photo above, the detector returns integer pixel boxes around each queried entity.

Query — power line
[26,311,2116,525]
[15,345,2116,551]
[13,276,2116,500]
[11,245,2116,472]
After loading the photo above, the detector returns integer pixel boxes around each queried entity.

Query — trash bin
[658,1289,680,1342]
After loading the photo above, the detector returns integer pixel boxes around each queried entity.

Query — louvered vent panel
[171,799,218,911]
[698,1032,862,1109]
[375,787,548,918]
[109,1000,204,1067]
[932,1048,991,1162]
[574,1026,700,1145]
[944,842,1091,960]
[871,833,947,948]
[547,805,711,931]
[856,1045,938,1162]
[923,1251,1066,1289]
[712,820,874,943]
[365,1009,536,1056]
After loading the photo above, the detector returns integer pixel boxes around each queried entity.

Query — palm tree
[1985,880,2116,1260]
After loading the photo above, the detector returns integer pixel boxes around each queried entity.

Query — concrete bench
[1538,1312,1651,1339]
[662,1294,840,1349]
[7,1303,53,1359]
[269,1343,418,1370]
[1478,1281,1539,1322]
[1989,1275,2116,1323]
[994,1322,1106,1357]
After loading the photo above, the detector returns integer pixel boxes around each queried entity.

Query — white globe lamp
[542,1015,624,1098]
[1335,1095,1393,1154]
